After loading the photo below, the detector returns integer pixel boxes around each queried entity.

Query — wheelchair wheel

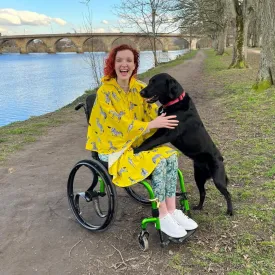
[67,159,117,232]
[138,230,149,252]
[125,185,151,206]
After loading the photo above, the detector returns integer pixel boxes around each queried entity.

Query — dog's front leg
[134,129,174,153]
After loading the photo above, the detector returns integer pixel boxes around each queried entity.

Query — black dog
[134,73,233,215]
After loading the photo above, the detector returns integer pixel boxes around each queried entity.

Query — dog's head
[140,73,183,105]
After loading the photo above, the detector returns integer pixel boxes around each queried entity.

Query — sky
[0,0,126,35]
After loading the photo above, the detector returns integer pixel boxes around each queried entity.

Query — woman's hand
[148,113,179,130]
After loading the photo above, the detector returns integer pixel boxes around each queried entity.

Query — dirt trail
[0,51,212,275]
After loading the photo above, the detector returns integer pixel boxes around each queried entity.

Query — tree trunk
[243,17,250,60]
[224,23,228,49]
[189,26,193,52]
[212,34,218,51]
[252,30,260,47]
[153,37,158,67]
[255,0,275,90]
[229,2,247,69]
[252,18,261,47]
[226,33,230,47]
[217,27,227,55]
[151,6,158,67]
[248,16,260,48]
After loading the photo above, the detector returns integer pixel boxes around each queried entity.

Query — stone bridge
[0,32,206,54]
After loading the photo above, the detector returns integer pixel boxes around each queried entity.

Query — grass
[0,88,96,163]
[138,50,198,80]
[0,50,197,163]
[167,49,275,274]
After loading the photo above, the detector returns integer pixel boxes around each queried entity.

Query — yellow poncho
[86,76,177,187]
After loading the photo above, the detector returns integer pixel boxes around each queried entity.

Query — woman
[86,44,198,238]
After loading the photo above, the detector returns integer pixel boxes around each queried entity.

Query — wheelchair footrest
[162,229,197,246]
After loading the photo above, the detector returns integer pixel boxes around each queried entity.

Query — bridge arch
[111,37,136,50]
[54,37,77,53]
[0,39,20,53]
[26,39,47,53]
[172,37,189,50]
[138,37,164,51]
[0,39,9,47]
[83,37,107,52]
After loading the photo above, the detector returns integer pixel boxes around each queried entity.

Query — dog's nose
[140,90,145,96]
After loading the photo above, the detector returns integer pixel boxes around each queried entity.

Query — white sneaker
[171,209,198,231]
[159,214,187,238]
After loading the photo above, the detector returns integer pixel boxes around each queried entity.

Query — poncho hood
[101,76,139,90]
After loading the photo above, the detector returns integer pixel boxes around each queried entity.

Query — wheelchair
[67,93,195,251]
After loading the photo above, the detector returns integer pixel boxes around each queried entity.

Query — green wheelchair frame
[135,169,191,250]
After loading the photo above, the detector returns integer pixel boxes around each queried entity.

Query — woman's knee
[154,158,167,173]
[167,153,178,169]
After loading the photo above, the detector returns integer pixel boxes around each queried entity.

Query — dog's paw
[226,209,233,216]
[133,148,141,154]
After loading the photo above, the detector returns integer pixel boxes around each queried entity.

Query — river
[0,49,187,127]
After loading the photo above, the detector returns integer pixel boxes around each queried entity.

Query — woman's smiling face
[115,49,136,82]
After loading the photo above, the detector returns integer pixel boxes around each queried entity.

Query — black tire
[67,159,117,232]
[125,186,151,205]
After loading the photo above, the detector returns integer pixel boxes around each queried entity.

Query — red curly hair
[104,44,140,79]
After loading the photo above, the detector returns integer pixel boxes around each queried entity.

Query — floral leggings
[98,153,178,202]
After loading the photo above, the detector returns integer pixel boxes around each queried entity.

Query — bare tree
[175,0,230,55]
[173,0,203,51]
[199,0,230,55]
[256,0,275,89]
[81,4,104,86]
[114,0,178,66]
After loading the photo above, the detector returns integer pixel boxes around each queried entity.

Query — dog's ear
[167,78,178,98]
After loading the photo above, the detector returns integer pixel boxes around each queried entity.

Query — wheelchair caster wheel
[138,231,149,251]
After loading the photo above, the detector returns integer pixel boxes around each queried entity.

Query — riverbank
[0,50,197,163]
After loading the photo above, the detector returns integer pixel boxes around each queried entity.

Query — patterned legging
[98,153,178,202]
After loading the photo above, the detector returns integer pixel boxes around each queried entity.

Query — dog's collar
[163,91,186,108]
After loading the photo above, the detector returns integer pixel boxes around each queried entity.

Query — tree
[228,0,255,68]
[173,0,203,52]
[114,0,178,66]
[247,2,261,48]
[175,0,230,55]
[81,3,104,86]
[199,0,230,55]
[255,0,275,89]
